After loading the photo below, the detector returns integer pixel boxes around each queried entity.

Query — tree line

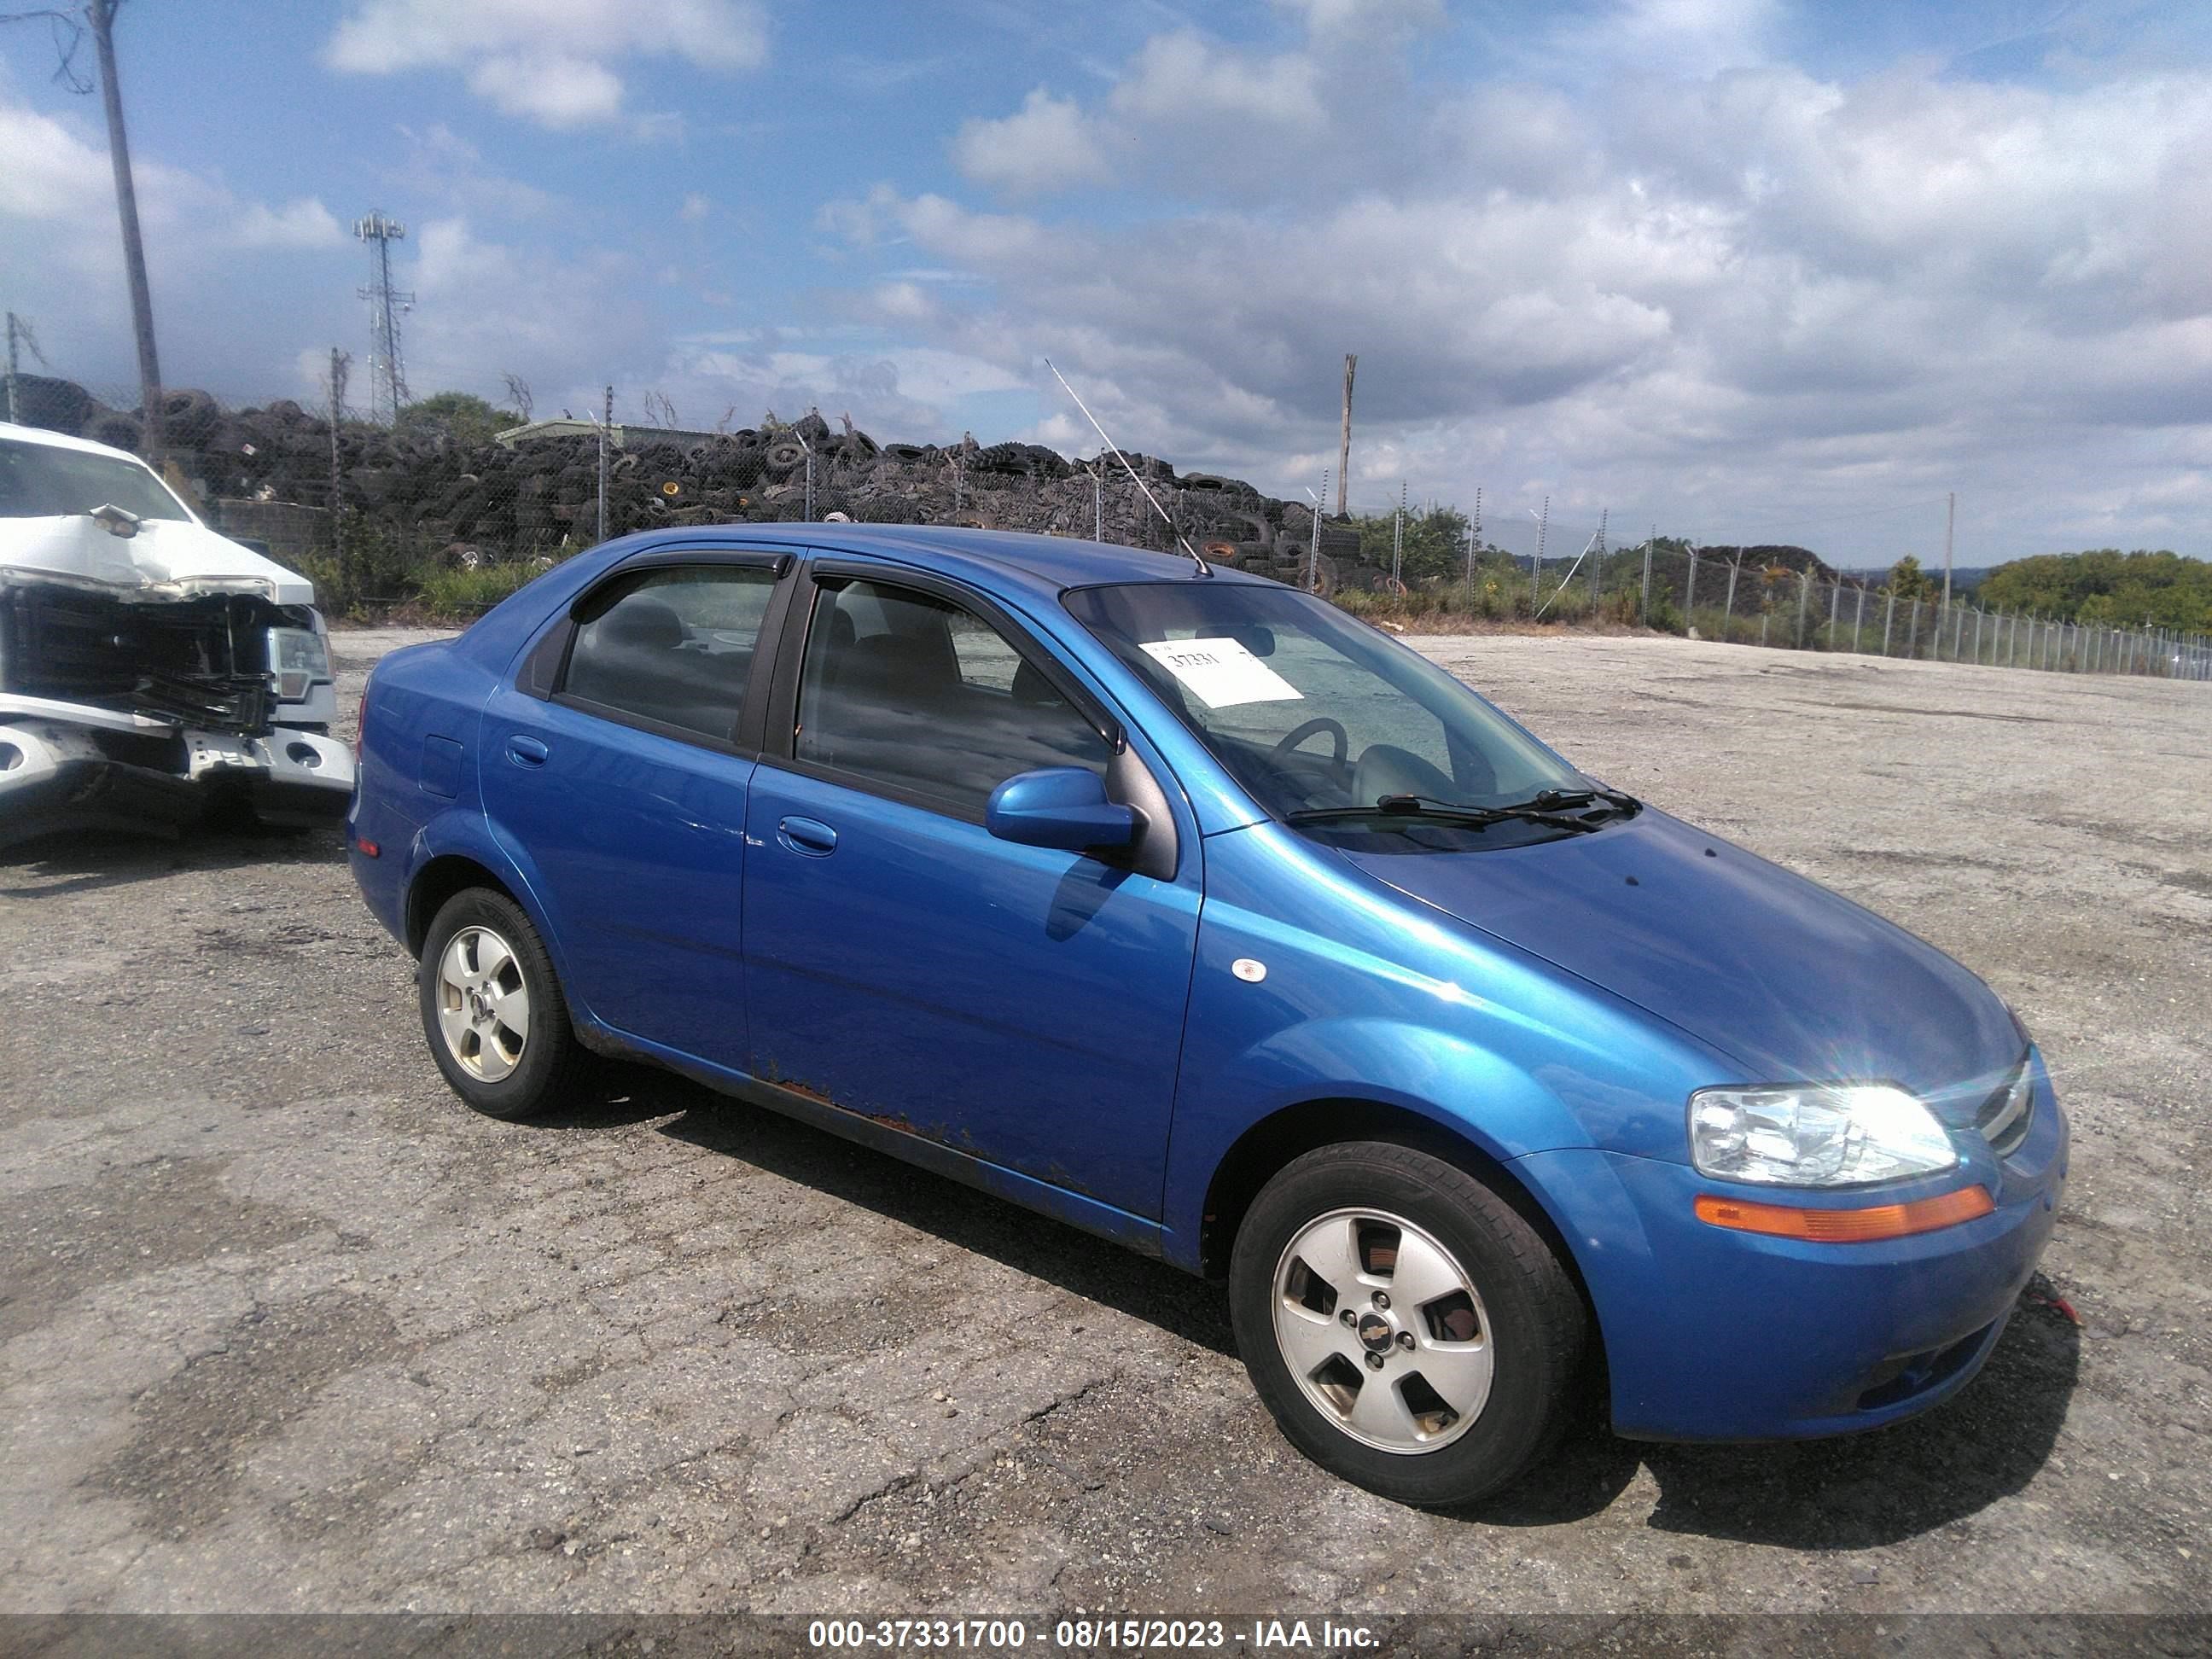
[1339,502,2207,629]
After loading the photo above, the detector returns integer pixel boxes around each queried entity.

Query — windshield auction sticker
[1140,637,1303,708]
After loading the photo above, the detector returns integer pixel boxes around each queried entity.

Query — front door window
[794,579,1109,814]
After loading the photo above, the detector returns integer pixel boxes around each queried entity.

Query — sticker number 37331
[1138,637,1304,708]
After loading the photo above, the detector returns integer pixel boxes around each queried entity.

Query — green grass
[411,562,544,618]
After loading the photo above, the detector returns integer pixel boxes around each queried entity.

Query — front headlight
[267,625,332,703]
[1689,1083,1958,1187]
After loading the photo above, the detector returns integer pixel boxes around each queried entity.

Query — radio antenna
[1044,358,1210,577]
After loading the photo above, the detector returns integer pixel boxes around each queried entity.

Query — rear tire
[1229,1140,1586,1507]
[417,888,582,1121]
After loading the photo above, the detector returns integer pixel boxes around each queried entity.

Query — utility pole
[1941,492,1955,613]
[88,0,164,461]
[1392,478,1406,584]
[597,385,613,542]
[5,311,46,425]
[1592,507,1608,609]
[1309,471,1328,592]
[1529,498,1549,610]
[327,347,349,601]
[1336,354,1355,518]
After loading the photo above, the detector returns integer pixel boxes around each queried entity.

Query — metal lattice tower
[353,212,414,425]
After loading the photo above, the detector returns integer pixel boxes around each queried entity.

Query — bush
[413,562,544,619]
[289,550,344,609]
[311,518,437,614]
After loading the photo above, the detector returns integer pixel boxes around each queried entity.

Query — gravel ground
[1,628,2207,1618]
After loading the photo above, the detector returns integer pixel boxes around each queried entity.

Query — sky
[4,0,2211,567]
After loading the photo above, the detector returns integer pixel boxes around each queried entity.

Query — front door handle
[507,734,549,766]
[777,814,838,856]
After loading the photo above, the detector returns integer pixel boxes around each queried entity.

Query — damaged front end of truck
[1,422,353,850]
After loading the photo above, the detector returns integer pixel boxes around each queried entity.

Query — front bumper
[1517,1061,2068,1441]
[0,705,353,847]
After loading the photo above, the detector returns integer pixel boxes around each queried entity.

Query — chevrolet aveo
[350,525,2065,1506]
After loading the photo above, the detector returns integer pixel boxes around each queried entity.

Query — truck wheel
[417,888,582,1121]
[1229,1141,1586,1508]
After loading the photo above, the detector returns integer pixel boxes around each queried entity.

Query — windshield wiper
[1523,786,1641,816]
[1284,795,1602,835]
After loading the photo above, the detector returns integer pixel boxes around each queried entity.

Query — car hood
[1342,807,2020,1107]
[0,515,316,605]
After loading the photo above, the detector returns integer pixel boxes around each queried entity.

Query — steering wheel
[1272,716,1348,768]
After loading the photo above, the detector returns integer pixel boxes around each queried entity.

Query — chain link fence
[8,368,2208,674]
[1321,505,2212,683]
[1631,544,2210,680]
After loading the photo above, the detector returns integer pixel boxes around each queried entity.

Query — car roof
[0,419,150,465]
[641,521,1281,602]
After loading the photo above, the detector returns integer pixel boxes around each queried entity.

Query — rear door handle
[777,814,838,856]
[507,735,549,766]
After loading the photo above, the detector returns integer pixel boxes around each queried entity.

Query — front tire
[417,888,582,1121]
[1229,1140,1586,1507]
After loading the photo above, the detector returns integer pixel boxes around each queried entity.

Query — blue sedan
[349,525,2065,1506]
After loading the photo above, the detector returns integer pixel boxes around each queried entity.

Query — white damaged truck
[0,420,353,849]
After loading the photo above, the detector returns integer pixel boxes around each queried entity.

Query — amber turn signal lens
[1694,1185,1995,1243]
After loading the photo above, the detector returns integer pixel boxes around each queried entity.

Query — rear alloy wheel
[418,888,581,1120]
[435,924,530,1083]
[1231,1141,1586,1507]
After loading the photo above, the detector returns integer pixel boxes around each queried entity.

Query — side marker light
[1694,1186,1994,1243]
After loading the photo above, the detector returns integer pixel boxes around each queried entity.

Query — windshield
[1063,581,1590,824]
[0,438,193,522]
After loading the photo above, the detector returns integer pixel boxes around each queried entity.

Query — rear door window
[561,565,777,743]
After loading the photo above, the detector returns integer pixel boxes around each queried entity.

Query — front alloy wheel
[1272,1208,1493,1453]
[1231,1141,1586,1508]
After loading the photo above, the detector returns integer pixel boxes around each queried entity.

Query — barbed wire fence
[7,365,2207,679]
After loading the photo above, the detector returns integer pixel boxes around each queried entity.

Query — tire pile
[6,375,1382,591]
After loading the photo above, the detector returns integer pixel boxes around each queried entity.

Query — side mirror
[986,766,1138,853]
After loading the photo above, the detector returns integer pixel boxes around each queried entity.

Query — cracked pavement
[1,630,2207,1615]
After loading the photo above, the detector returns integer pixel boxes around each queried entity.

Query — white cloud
[393,124,565,221]
[946,6,1443,203]
[1268,0,1445,38]
[1106,32,1322,127]
[872,282,939,323]
[467,51,625,127]
[13,3,2212,562]
[821,48,2212,559]
[952,88,1112,195]
[399,217,658,399]
[0,102,108,218]
[234,199,347,250]
[325,0,768,127]
[1552,0,1778,77]
[0,92,354,388]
